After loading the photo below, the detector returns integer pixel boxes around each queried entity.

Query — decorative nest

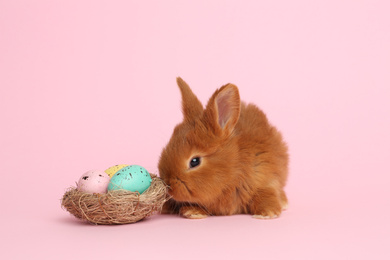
[61,174,170,225]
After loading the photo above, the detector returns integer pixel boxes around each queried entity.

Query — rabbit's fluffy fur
[158,78,289,219]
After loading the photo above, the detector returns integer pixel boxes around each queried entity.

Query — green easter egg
[108,165,152,194]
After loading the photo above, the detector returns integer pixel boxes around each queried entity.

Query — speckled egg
[105,164,129,178]
[108,165,152,194]
[77,170,110,194]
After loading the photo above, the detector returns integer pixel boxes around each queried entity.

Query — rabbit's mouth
[169,177,194,201]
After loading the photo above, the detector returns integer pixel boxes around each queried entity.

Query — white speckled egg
[77,170,110,194]
[108,165,152,194]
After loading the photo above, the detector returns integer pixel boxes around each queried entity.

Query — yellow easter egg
[105,164,129,178]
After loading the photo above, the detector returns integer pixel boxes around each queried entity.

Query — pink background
[1,0,389,259]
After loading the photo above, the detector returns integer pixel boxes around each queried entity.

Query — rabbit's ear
[177,77,203,120]
[204,83,241,135]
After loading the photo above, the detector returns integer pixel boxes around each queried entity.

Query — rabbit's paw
[253,201,287,219]
[252,206,282,219]
[252,211,280,219]
[180,206,208,219]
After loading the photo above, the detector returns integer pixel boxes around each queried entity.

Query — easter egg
[77,170,110,194]
[108,165,152,194]
[105,164,129,178]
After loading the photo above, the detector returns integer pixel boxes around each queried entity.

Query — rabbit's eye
[189,157,201,168]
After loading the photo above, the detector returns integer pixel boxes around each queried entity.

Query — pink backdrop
[1,0,389,259]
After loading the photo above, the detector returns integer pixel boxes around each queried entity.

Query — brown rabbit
[158,77,289,219]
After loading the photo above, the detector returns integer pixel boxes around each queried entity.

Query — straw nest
[61,174,170,225]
